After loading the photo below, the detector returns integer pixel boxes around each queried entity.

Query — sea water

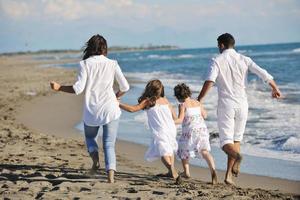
[40,43,300,181]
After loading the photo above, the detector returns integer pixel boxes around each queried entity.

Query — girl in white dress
[174,83,217,184]
[119,80,180,181]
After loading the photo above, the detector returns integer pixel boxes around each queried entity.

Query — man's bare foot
[232,153,243,177]
[108,170,115,183]
[211,170,218,185]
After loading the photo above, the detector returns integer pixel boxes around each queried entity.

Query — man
[198,33,281,185]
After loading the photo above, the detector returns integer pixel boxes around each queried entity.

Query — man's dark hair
[217,33,235,48]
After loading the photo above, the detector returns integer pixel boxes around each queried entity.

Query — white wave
[133,112,149,129]
[147,54,171,59]
[125,71,199,86]
[240,143,300,162]
[146,54,196,60]
[282,137,300,153]
[292,48,300,53]
[177,54,195,58]
[237,50,252,54]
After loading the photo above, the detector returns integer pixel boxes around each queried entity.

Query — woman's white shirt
[73,55,129,126]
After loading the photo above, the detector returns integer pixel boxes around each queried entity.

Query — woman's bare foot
[232,153,243,177]
[89,151,100,174]
[108,170,115,183]
[211,170,218,185]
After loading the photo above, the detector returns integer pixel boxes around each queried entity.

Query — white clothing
[206,49,273,108]
[177,106,211,160]
[206,49,273,147]
[217,103,248,147]
[73,55,129,126]
[145,104,178,161]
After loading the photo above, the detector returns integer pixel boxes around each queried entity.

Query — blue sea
[37,43,300,181]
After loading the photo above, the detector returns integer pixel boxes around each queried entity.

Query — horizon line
[1,41,300,55]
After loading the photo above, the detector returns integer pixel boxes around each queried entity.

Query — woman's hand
[50,81,61,91]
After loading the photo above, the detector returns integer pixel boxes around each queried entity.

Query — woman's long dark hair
[138,79,165,109]
[82,34,107,60]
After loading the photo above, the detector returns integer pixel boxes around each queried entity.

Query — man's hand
[272,88,281,99]
[198,81,214,102]
[50,81,61,91]
[268,79,282,99]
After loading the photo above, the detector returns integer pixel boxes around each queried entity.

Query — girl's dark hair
[174,83,192,101]
[83,34,107,60]
[138,79,165,109]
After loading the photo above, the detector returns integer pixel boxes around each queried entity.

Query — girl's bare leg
[201,150,218,184]
[181,159,191,178]
[161,155,178,180]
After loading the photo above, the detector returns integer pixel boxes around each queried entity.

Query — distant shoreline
[2,41,300,56]
[0,45,179,56]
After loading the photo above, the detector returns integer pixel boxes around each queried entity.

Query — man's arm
[197,81,214,102]
[268,79,282,99]
[247,57,282,99]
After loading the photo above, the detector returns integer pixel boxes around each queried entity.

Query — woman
[50,34,129,183]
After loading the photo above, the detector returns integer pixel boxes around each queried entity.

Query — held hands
[50,81,61,91]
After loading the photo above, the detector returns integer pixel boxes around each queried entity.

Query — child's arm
[174,104,185,124]
[119,99,149,113]
[200,103,207,119]
[168,104,178,121]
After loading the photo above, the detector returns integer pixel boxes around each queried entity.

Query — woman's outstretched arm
[119,99,148,113]
[50,81,75,93]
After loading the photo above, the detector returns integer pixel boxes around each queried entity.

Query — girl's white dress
[177,106,211,160]
[145,104,178,161]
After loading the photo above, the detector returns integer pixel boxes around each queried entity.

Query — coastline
[0,54,299,199]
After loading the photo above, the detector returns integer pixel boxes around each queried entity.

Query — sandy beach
[1,54,299,199]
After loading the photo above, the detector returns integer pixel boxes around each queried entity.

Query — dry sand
[0,54,299,199]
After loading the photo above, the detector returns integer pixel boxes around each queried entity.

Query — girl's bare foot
[224,178,235,186]
[108,170,115,183]
[224,173,235,186]
[180,172,191,179]
[211,170,218,185]
[232,153,243,177]
[170,165,179,180]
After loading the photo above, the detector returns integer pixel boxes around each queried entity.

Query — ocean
[38,42,300,181]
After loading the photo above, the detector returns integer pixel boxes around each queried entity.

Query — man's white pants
[217,104,248,148]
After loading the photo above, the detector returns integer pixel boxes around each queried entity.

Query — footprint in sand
[127,187,138,193]
[152,191,165,195]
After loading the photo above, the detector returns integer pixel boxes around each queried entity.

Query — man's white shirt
[206,48,273,108]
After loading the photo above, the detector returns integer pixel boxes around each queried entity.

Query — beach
[1,54,300,199]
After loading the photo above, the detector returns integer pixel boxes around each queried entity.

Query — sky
[0,0,300,53]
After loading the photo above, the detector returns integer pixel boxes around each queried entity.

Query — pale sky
[0,0,300,53]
